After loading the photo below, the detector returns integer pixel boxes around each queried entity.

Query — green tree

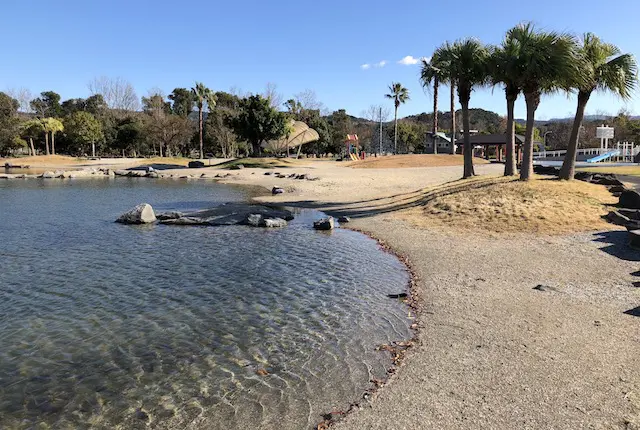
[436,38,490,178]
[191,83,216,159]
[30,91,62,118]
[508,23,582,181]
[64,111,104,157]
[116,117,145,157]
[0,92,20,156]
[328,109,352,155]
[168,88,195,117]
[559,34,637,180]
[229,95,288,156]
[384,82,410,154]
[20,120,44,156]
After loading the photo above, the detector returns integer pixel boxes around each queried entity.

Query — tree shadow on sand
[281,180,500,220]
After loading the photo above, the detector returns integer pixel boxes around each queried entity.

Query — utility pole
[379,106,383,155]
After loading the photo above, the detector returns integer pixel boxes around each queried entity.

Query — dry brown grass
[347,154,490,169]
[397,176,617,235]
[0,155,84,166]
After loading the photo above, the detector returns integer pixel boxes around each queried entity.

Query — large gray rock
[116,203,157,224]
[619,190,640,209]
[41,171,56,179]
[313,216,335,230]
[261,217,287,228]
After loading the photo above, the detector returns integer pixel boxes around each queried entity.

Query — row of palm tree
[411,22,637,181]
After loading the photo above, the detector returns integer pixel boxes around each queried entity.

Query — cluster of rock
[1,167,241,180]
[116,203,350,232]
[116,203,294,228]
[263,171,319,181]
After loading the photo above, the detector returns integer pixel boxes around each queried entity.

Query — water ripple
[0,179,411,429]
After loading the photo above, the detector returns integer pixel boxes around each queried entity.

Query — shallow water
[0,178,412,429]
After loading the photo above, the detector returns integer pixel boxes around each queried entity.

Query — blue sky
[2,0,640,120]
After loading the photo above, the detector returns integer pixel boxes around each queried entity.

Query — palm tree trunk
[393,105,398,154]
[450,84,456,154]
[504,92,517,176]
[559,91,591,180]
[461,98,474,178]
[51,132,55,155]
[199,108,204,159]
[29,138,35,156]
[45,133,50,156]
[433,78,439,155]
[520,92,540,181]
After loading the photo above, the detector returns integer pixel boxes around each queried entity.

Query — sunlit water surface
[0,178,411,429]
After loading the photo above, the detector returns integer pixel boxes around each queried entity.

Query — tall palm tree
[489,35,523,176]
[421,58,444,154]
[559,34,637,180]
[44,118,64,155]
[436,38,490,178]
[191,82,216,159]
[508,23,583,181]
[424,44,457,155]
[384,82,410,154]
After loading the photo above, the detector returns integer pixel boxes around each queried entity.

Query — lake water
[0,178,412,429]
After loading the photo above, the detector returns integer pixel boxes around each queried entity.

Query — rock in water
[313,216,335,230]
[41,171,56,179]
[620,190,640,209]
[116,203,157,224]
[262,218,287,228]
[338,216,351,223]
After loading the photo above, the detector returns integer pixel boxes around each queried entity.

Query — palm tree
[436,38,490,178]
[421,58,443,154]
[508,23,583,181]
[385,82,410,154]
[559,34,637,180]
[489,35,523,176]
[191,82,216,159]
[424,44,457,155]
[46,118,64,155]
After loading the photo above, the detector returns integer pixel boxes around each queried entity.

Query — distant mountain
[404,108,503,133]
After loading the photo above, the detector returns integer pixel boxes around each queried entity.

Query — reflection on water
[0,179,411,429]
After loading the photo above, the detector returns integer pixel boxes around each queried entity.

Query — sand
[4,155,639,428]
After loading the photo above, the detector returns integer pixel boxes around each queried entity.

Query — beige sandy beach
[4,156,639,429]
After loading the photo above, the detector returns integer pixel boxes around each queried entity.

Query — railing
[534,146,635,160]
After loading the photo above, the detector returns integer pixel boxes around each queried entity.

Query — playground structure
[534,125,639,164]
[345,134,364,161]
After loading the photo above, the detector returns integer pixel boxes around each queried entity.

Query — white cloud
[398,55,420,65]
[374,60,387,68]
[360,63,371,70]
